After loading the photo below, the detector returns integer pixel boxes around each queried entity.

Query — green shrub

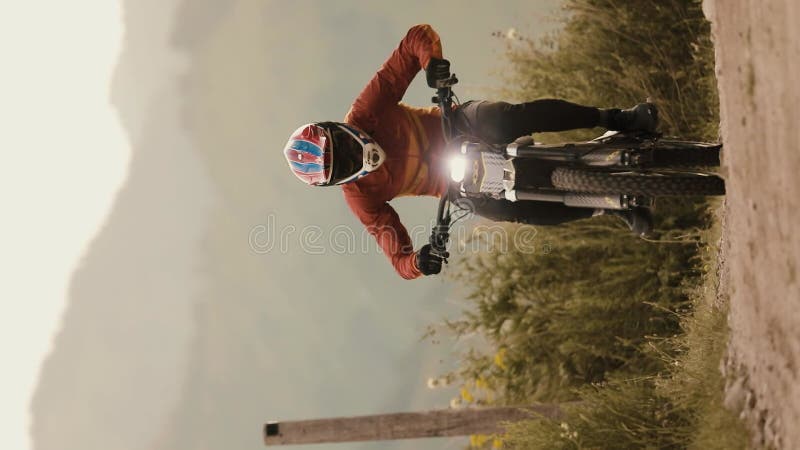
[503,378,691,450]
[440,215,702,404]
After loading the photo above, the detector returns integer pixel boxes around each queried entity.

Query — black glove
[415,244,445,276]
[426,57,451,88]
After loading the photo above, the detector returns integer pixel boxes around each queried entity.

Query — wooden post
[263,405,564,446]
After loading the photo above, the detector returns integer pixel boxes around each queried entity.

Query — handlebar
[432,75,459,141]
[428,74,460,261]
[430,196,451,260]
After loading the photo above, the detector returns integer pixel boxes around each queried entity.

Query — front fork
[503,189,651,210]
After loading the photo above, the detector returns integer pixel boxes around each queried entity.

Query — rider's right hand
[415,244,444,275]
[425,57,451,88]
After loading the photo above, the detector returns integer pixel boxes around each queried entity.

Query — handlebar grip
[434,74,458,89]
[429,224,450,261]
[429,245,449,262]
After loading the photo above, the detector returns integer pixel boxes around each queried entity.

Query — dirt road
[704,1,800,448]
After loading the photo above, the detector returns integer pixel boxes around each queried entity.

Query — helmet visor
[328,126,365,184]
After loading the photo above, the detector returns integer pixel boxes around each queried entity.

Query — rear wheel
[551,167,725,196]
[646,139,722,167]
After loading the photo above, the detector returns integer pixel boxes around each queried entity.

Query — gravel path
[704,1,800,448]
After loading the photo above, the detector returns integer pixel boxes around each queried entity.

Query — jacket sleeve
[344,24,443,131]
[344,190,422,280]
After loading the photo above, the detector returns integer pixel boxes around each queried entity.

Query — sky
[0,2,129,450]
[0,2,560,449]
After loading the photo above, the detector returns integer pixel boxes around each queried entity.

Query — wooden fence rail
[264,405,565,446]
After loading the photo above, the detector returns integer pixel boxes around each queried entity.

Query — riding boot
[599,103,659,132]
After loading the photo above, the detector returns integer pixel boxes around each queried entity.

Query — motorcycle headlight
[449,155,467,182]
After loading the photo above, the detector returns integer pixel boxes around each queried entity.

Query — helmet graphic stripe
[289,161,324,173]
[289,139,324,157]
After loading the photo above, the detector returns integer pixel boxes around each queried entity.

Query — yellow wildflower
[469,434,490,447]
[475,377,489,390]
[494,348,508,370]
[492,437,504,449]
[460,386,474,403]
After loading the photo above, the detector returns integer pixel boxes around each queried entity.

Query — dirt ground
[703,1,800,448]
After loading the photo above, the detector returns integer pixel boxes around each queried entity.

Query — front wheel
[551,167,725,196]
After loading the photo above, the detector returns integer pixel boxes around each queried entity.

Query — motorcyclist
[283,24,656,279]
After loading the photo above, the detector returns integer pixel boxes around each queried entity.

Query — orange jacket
[342,24,448,279]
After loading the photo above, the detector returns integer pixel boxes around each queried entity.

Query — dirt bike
[428,70,724,262]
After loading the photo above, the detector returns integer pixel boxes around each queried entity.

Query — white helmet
[283,122,386,186]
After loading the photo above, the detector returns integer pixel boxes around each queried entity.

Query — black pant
[454,99,601,225]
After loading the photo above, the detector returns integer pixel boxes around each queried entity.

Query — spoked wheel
[551,167,725,196]
[646,139,722,167]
